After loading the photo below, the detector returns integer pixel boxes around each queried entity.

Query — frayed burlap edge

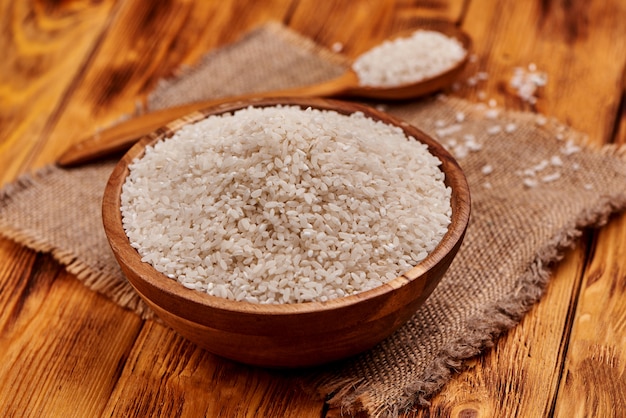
[0,165,155,319]
[309,160,626,417]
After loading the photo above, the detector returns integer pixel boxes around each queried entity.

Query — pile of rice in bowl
[120,105,452,304]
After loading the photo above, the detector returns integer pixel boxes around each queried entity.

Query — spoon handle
[57,71,358,167]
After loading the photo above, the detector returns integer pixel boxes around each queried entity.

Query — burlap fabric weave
[2,23,626,417]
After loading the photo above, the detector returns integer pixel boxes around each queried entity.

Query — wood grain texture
[0,238,40,328]
[0,0,116,185]
[0,248,142,417]
[102,321,324,418]
[1,0,625,416]
[553,215,626,418]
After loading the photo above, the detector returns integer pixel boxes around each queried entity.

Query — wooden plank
[0,249,143,417]
[552,100,626,417]
[287,1,398,57]
[0,0,116,185]
[102,321,324,417]
[391,0,467,22]
[553,215,626,417]
[0,238,39,328]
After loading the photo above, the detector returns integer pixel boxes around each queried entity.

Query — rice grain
[121,105,451,304]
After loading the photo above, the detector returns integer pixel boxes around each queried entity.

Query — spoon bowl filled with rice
[102,97,470,367]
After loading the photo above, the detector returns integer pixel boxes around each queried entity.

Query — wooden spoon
[57,22,471,167]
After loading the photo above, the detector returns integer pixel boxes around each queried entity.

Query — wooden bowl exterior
[102,97,470,367]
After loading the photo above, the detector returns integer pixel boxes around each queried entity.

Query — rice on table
[120,105,451,304]
[352,29,467,87]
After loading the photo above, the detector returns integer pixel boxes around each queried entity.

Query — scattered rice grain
[541,172,561,183]
[481,164,494,175]
[505,123,517,133]
[486,125,502,135]
[331,42,344,53]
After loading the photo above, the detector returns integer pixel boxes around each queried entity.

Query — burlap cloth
[2,23,626,417]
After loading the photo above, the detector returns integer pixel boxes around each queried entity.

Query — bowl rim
[102,97,471,317]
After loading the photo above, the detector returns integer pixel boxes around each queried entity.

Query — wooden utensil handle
[56,72,357,167]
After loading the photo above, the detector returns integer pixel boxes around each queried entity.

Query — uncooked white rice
[352,30,467,87]
[120,105,451,304]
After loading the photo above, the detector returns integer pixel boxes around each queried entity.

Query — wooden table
[1,1,625,416]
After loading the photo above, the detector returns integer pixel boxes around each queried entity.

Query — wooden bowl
[102,97,471,368]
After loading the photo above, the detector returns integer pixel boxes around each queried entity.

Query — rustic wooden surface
[1,0,625,416]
